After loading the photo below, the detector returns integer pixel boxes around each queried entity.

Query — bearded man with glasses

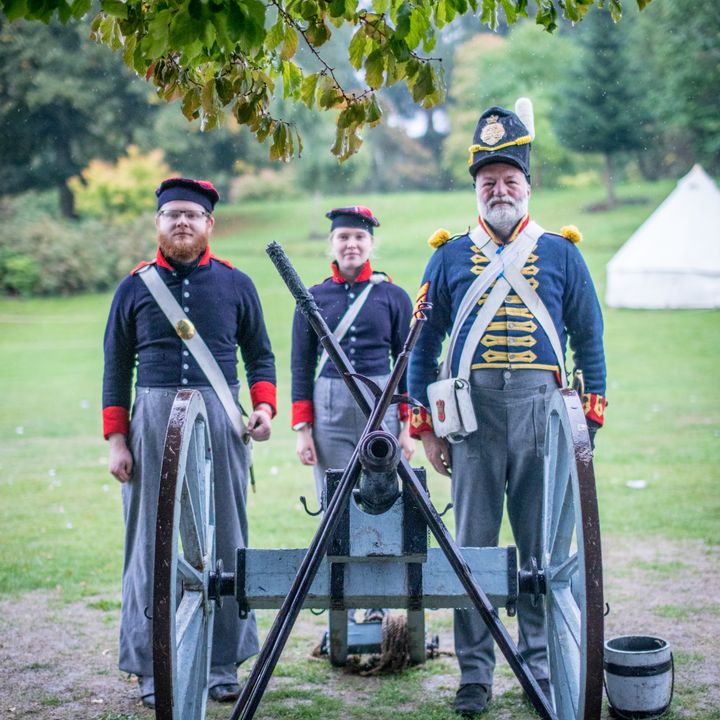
[102,178,276,708]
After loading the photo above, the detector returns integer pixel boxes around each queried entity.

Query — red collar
[330,260,374,284]
[156,244,212,270]
[478,214,530,245]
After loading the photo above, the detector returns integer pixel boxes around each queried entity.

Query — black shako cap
[155,178,220,213]
[468,106,531,181]
[326,205,380,234]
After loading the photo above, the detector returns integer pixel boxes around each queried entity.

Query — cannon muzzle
[355,431,401,515]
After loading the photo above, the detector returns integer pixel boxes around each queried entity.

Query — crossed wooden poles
[227,242,556,720]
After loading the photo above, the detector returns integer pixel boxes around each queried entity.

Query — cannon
[149,243,604,720]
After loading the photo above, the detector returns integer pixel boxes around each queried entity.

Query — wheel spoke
[549,617,580,718]
[179,472,204,567]
[176,589,203,650]
[548,584,581,650]
[549,551,578,584]
[177,555,203,587]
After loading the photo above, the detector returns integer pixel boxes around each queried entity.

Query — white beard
[478,194,529,238]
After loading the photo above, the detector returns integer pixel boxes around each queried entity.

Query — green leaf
[480,0,498,29]
[280,25,298,60]
[70,0,91,18]
[364,48,385,89]
[608,0,623,22]
[100,0,127,19]
[499,0,516,24]
[169,10,198,48]
[410,61,434,103]
[366,93,382,124]
[269,122,287,161]
[300,72,320,107]
[295,126,304,157]
[265,18,284,51]
[2,0,29,22]
[181,88,202,120]
[348,27,368,70]
[256,116,274,143]
[318,75,342,108]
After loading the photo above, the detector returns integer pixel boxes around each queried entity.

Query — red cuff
[409,406,433,439]
[398,392,410,422]
[103,406,129,439]
[250,381,277,417]
[291,400,314,427]
[582,393,606,427]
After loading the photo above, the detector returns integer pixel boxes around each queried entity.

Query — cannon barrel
[356,431,401,515]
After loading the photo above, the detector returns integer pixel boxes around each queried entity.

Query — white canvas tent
[605,165,720,309]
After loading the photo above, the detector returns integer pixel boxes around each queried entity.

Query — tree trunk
[604,153,617,209]
[58,181,78,220]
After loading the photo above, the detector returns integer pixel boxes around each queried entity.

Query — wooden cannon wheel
[542,388,604,720]
[153,390,217,720]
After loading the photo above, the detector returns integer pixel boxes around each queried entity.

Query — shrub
[68,146,175,222]
[229,165,302,202]
[0,215,156,296]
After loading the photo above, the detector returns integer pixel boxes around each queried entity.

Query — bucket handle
[604,651,674,720]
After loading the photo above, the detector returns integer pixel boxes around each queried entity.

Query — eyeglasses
[157,210,211,223]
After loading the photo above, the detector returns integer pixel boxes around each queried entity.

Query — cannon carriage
[149,243,604,720]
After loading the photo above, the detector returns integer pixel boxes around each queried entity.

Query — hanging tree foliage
[1,0,653,162]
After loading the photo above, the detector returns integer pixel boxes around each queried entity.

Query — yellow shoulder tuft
[560,225,583,244]
[428,228,451,249]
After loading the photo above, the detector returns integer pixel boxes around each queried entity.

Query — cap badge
[175,318,196,340]
[480,115,506,146]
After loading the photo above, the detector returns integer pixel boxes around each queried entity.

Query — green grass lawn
[1,180,718,599]
[1,181,719,720]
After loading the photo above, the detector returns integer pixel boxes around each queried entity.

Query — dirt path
[0,537,717,719]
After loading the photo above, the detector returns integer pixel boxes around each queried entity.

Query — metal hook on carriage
[438,502,453,518]
[299,495,323,517]
[604,602,611,617]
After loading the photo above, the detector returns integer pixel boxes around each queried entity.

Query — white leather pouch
[427,377,478,443]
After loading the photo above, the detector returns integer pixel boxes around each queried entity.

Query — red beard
[157,230,209,263]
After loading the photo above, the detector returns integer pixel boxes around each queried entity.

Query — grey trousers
[120,386,259,686]
[452,368,557,686]
[312,374,400,506]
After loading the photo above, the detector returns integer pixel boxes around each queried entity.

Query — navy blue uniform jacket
[102,246,276,437]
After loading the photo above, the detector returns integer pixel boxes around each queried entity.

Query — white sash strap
[316,274,385,376]
[503,265,568,384]
[138,266,247,440]
[440,230,539,380]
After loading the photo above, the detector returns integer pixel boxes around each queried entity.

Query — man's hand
[108,433,133,482]
[420,432,452,477]
[247,403,272,442]
[295,426,317,466]
[587,419,601,451]
[399,422,415,462]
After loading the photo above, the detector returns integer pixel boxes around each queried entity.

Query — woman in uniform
[291,205,415,509]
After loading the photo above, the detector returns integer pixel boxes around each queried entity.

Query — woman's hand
[295,426,317,466]
[399,422,415,461]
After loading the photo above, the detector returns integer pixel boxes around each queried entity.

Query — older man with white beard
[408,104,606,717]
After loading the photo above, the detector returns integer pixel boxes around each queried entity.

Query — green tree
[631,0,720,176]
[0,17,155,217]
[553,7,648,207]
[1,0,653,165]
[443,24,580,190]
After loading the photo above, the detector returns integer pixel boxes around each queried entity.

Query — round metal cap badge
[175,319,196,340]
[480,115,506,146]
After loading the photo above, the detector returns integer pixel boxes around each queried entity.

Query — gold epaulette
[559,225,583,244]
[428,228,453,249]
